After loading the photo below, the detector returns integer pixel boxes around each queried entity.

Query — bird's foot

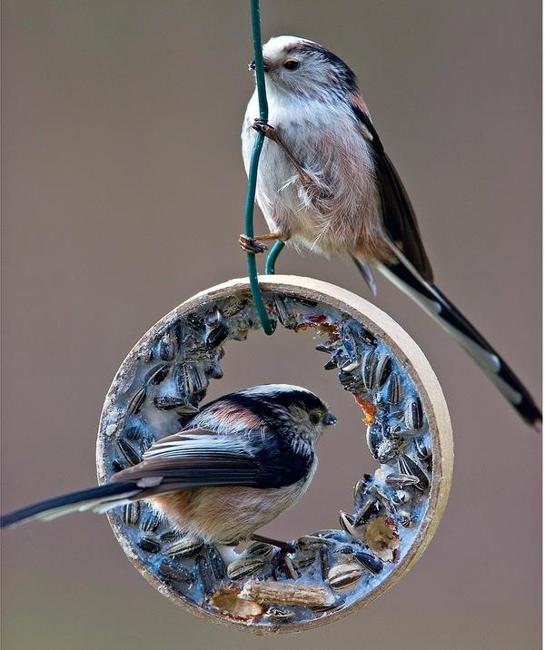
[250,533,296,554]
[252,118,279,142]
[239,234,268,254]
[250,535,298,579]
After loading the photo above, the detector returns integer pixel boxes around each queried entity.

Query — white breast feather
[242,86,382,258]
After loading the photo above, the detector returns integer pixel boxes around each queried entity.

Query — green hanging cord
[243,0,275,334]
[265,240,285,275]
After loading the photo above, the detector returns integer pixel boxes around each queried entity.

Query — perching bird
[240,35,541,430]
[1,384,336,545]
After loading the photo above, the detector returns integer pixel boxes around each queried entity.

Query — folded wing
[112,427,312,491]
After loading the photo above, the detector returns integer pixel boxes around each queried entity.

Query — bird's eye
[283,59,300,71]
[309,411,321,425]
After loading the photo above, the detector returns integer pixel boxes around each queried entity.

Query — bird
[240,35,541,430]
[1,384,336,547]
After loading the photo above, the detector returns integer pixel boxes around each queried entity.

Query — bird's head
[240,384,337,442]
[249,35,357,100]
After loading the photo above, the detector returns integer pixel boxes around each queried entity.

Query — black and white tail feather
[354,106,541,430]
[377,246,542,430]
[0,482,142,528]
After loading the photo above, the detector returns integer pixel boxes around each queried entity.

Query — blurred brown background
[1,1,541,648]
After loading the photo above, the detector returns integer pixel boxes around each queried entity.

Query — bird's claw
[252,118,279,142]
[278,540,297,554]
[239,234,268,254]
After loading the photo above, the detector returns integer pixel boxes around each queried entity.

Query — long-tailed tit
[240,35,541,429]
[1,384,336,547]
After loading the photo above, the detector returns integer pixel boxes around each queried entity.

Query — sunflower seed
[385,373,401,404]
[205,324,229,348]
[166,537,204,558]
[227,557,265,580]
[122,501,140,526]
[415,437,431,460]
[176,363,208,396]
[353,550,384,574]
[197,555,215,596]
[117,439,141,466]
[398,454,429,491]
[375,355,393,388]
[341,359,360,373]
[208,307,225,325]
[354,499,382,527]
[126,387,146,416]
[315,343,334,354]
[154,395,198,412]
[385,473,420,489]
[327,563,364,591]
[395,426,423,440]
[145,364,170,386]
[138,536,161,554]
[339,510,356,535]
[158,559,193,584]
[353,474,374,503]
[362,350,393,390]
[245,541,277,560]
[405,398,424,430]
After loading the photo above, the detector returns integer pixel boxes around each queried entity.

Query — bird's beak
[248,59,271,73]
[323,411,337,426]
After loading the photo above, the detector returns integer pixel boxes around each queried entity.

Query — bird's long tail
[0,482,141,529]
[371,247,542,430]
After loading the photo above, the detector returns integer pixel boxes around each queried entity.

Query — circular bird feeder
[97,275,453,633]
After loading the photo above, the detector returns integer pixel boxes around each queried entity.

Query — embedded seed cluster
[98,289,434,630]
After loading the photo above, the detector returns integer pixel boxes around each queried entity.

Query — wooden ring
[96,276,453,633]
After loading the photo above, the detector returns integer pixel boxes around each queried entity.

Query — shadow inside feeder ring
[97,276,453,633]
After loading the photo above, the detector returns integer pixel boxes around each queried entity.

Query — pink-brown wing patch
[351,92,371,119]
[205,400,265,429]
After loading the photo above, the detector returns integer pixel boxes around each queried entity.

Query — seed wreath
[97,276,453,633]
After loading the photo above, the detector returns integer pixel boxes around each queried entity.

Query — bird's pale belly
[149,477,311,544]
[243,118,389,261]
